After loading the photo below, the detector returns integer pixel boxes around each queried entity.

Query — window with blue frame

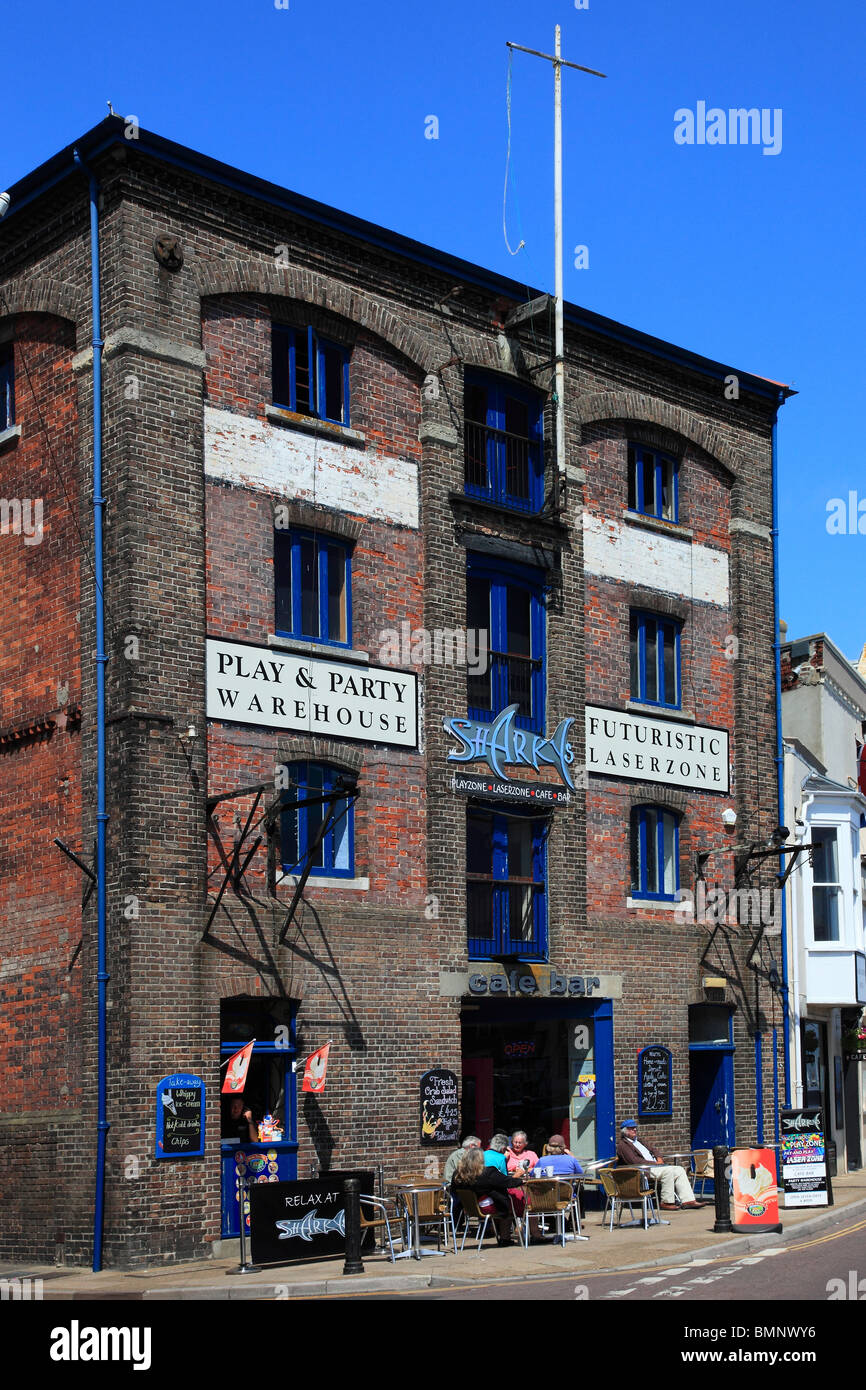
[630,805,680,901]
[630,610,681,708]
[627,443,678,522]
[272,324,349,425]
[0,347,13,432]
[274,529,351,646]
[464,373,544,512]
[467,807,548,959]
[281,762,356,878]
[466,555,545,732]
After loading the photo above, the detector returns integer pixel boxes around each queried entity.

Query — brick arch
[194,262,437,374]
[0,276,84,337]
[576,389,738,480]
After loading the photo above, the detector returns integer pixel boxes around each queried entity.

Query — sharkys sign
[444,704,576,789]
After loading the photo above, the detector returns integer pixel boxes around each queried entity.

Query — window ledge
[0,424,22,451]
[626,896,681,911]
[265,405,366,448]
[622,509,693,541]
[276,873,369,892]
[625,701,696,724]
[267,634,370,665]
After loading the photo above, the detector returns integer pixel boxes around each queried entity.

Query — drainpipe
[771,399,792,1112]
[73,147,110,1272]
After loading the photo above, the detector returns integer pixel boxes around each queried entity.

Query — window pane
[504,395,529,438]
[645,809,659,894]
[644,619,659,703]
[813,886,840,941]
[467,577,492,710]
[467,813,494,943]
[321,343,345,422]
[465,383,488,424]
[306,764,325,868]
[629,613,640,698]
[630,812,641,892]
[627,446,637,510]
[299,537,319,637]
[641,453,656,514]
[508,820,533,880]
[661,813,676,894]
[272,327,290,408]
[294,331,313,416]
[274,530,292,633]
[812,828,838,883]
[662,623,676,705]
[506,586,533,718]
[661,458,675,520]
[327,545,347,642]
[331,788,351,871]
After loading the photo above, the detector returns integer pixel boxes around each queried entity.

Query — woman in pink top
[506,1130,540,1175]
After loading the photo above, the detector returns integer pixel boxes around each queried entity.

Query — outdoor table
[393,1182,449,1260]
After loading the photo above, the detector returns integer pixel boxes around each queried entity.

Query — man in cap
[617,1119,703,1210]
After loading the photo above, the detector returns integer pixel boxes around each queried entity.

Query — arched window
[466,806,548,959]
[630,805,680,901]
[280,762,356,878]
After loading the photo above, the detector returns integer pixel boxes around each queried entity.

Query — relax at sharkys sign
[206,638,417,747]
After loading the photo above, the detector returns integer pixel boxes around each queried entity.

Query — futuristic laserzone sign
[585,706,729,793]
[206,638,417,748]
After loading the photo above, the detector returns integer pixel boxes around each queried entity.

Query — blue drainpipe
[771,399,792,1114]
[74,147,110,1272]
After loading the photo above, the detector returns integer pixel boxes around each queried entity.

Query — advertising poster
[731,1147,782,1233]
[155,1073,205,1159]
[249,1172,374,1266]
[780,1108,830,1208]
[420,1068,459,1145]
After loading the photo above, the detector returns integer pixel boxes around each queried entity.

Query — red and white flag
[302,1043,331,1093]
[222,1040,255,1094]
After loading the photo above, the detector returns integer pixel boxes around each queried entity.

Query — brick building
[0,117,792,1266]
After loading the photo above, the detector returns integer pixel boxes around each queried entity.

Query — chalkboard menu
[155,1073,205,1158]
[420,1068,459,1145]
[637,1045,672,1118]
[249,1172,374,1266]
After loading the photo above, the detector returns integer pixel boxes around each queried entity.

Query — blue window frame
[467,807,548,959]
[627,443,678,522]
[272,324,350,425]
[464,373,544,512]
[0,347,13,432]
[630,611,681,709]
[631,805,680,901]
[274,528,351,646]
[281,762,356,878]
[466,555,545,733]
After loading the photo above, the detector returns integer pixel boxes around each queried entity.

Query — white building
[782,629,866,1173]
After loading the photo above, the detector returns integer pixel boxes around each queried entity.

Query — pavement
[5,1171,864,1300]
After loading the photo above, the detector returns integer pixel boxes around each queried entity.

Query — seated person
[444,1134,482,1186]
[616,1119,702,1210]
[506,1130,539,1174]
[221,1094,258,1143]
[532,1135,584,1177]
[483,1132,510,1175]
[451,1147,525,1246]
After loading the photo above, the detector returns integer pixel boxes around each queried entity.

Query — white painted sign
[585,705,729,792]
[206,638,418,747]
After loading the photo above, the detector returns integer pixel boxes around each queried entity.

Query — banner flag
[302,1043,331,1093]
[222,1040,255,1094]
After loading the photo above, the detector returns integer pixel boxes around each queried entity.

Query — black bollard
[712,1145,732,1233]
[342,1177,364,1276]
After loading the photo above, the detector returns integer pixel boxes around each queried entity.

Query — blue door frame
[220,1028,299,1239]
[689,1045,736,1153]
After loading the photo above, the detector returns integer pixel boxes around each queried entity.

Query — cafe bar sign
[207,637,417,748]
[585,705,729,793]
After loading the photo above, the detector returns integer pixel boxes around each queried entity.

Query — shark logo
[275,1208,346,1242]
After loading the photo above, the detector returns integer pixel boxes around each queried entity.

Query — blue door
[689,1048,735,1152]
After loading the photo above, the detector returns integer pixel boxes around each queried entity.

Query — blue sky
[4,0,865,662]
